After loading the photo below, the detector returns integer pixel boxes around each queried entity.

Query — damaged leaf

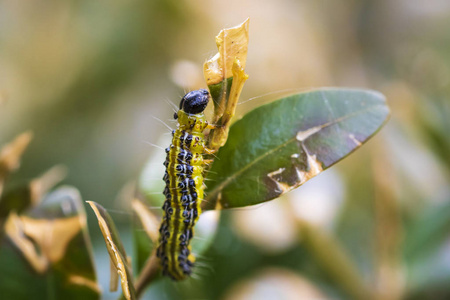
[203,18,249,87]
[0,187,99,300]
[88,201,136,300]
[204,18,250,151]
[204,88,390,210]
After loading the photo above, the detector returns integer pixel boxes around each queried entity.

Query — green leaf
[204,88,390,210]
[0,187,99,300]
[87,201,136,300]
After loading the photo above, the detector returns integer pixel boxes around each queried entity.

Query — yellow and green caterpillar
[156,89,213,280]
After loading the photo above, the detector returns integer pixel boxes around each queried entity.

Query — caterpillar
[156,89,213,280]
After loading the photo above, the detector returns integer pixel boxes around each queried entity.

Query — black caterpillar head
[179,89,210,114]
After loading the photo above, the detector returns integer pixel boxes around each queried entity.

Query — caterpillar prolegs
[156,89,213,280]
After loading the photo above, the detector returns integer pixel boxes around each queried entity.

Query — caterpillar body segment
[156,89,210,280]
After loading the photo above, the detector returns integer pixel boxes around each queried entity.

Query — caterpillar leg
[203,159,214,165]
[204,147,218,154]
[206,123,222,130]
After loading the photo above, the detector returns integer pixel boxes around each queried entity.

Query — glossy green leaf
[0,187,99,300]
[87,201,136,300]
[204,88,390,210]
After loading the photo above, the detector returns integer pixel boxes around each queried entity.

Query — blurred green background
[1,0,450,299]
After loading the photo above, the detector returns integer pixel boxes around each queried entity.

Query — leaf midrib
[205,104,383,203]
